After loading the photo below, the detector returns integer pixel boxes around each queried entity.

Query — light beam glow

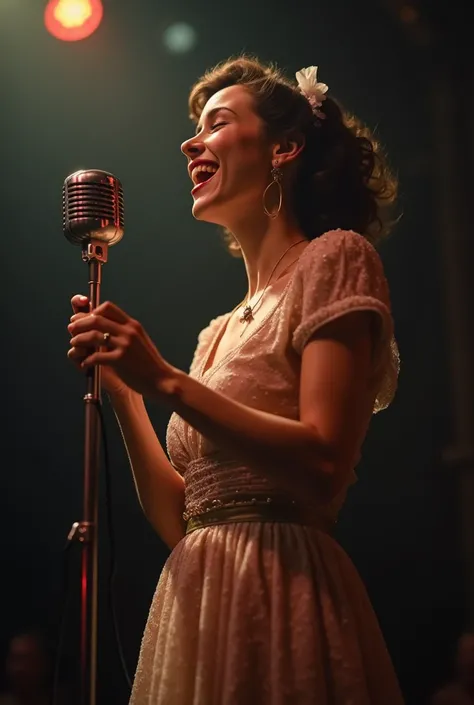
[44,0,103,42]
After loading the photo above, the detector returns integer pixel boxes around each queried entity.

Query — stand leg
[79,397,101,705]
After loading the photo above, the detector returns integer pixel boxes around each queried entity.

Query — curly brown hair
[189,56,398,253]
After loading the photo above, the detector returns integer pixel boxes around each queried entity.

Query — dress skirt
[130,519,404,705]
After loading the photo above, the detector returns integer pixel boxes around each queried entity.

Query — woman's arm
[160,310,375,504]
[111,390,186,549]
[69,293,379,507]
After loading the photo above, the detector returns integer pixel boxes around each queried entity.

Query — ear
[271,132,306,166]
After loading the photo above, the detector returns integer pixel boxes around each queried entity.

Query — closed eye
[211,121,227,131]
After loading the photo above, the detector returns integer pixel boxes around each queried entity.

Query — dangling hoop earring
[263,160,283,219]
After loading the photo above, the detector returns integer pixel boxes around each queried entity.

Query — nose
[181,135,204,159]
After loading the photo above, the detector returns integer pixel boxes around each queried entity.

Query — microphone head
[63,169,124,246]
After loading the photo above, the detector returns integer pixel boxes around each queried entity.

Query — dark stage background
[1,0,472,703]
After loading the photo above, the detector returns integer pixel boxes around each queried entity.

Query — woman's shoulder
[298,229,377,269]
[295,229,387,292]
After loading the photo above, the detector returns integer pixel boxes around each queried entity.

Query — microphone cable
[98,398,133,692]
[52,396,133,705]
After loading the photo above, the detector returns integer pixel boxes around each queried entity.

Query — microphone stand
[68,239,108,705]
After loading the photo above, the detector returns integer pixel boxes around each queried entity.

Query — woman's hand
[67,299,178,399]
[68,295,132,397]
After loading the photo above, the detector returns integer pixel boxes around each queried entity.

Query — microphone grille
[63,169,124,246]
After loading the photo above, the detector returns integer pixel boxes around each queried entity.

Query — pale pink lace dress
[130,230,403,705]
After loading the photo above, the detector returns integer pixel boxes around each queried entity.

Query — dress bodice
[166,230,399,524]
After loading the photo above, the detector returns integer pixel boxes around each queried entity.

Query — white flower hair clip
[295,66,329,122]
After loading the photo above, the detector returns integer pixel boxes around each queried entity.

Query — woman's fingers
[70,329,119,350]
[81,348,122,368]
[93,300,130,324]
[67,345,90,364]
[68,313,123,338]
[69,311,90,325]
[68,311,129,367]
[71,294,90,315]
[68,300,93,366]
[70,298,133,327]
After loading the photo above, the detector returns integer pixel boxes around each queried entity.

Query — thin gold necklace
[239,239,307,327]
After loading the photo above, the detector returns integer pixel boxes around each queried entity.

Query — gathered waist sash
[185,502,333,535]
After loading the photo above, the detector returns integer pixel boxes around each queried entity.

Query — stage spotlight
[44,0,103,42]
[163,22,197,54]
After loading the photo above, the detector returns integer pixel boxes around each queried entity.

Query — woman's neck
[230,208,307,298]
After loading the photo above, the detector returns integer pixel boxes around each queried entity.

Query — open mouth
[191,164,219,193]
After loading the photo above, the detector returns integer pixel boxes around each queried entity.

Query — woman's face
[181,84,273,226]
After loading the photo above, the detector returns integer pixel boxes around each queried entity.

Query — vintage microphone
[63,169,124,705]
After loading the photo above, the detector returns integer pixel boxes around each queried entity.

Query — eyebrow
[195,106,237,134]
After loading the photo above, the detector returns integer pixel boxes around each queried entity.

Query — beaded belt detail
[185,502,332,535]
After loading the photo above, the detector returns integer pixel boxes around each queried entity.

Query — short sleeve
[292,229,400,413]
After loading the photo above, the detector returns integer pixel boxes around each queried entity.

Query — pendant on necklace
[240,305,253,324]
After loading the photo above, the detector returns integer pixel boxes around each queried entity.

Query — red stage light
[44,0,103,42]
